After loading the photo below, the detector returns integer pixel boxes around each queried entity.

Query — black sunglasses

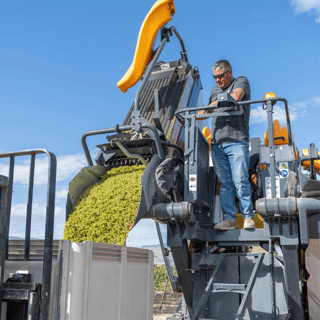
[213,69,231,80]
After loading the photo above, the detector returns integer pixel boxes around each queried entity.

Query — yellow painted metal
[202,126,212,150]
[264,119,290,146]
[236,213,264,229]
[117,0,175,93]
[302,149,320,175]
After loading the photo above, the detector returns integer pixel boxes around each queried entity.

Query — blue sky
[0,0,319,246]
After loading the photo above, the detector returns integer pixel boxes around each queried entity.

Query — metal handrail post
[267,101,277,199]
[25,153,35,260]
[39,150,56,320]
[0,174,8,316]
[5,156,14,260]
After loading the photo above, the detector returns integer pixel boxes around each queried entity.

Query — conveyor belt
[122,60,189,140]
[94,60,197,168]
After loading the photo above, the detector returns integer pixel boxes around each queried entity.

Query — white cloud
[10,202,65,219]
[55,154,88,183]
[9,203,65,239]
[126,220,168,247]
[0,153,88,185]
[290,0,320,22]
[250,96,319,125]
[56,189,69,199]
[250,104,298,124]
[127,220,158,245]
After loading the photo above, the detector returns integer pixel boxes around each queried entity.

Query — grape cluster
[63,165,145,245]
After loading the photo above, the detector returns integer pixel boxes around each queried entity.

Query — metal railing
[175,97,293,146]
[0,149,56,320]
[175,96,293,199]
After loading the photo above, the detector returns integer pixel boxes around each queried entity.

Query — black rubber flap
[155,157,183,203]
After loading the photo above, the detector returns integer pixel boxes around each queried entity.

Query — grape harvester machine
[76,20,320,320]
[75,0,320,316]
[0,0,319,318]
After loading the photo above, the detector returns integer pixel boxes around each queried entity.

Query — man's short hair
[212,60,232,72]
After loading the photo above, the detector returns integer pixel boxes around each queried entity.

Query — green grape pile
[63,165,145,245]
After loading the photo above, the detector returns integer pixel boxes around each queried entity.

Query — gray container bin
[2,240,154,320]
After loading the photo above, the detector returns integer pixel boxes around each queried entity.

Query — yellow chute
[117,0,175,93]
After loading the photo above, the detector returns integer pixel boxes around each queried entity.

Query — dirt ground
[153,290,182,320]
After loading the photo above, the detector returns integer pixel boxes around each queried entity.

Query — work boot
[213,220,238,230]
[243,218,255,230]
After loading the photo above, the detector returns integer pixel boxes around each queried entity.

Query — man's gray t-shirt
[208,76,251,144]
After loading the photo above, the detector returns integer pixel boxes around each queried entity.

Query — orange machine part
[202,127,212,150]
[264,119,290,146]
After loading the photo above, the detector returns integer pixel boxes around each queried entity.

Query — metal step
[2,283,40,302]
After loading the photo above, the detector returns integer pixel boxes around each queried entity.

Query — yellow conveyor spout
[117,0,175,93]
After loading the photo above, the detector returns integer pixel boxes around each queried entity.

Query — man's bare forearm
[198,101,217,116]
[204,88,245,114]
[196,88,245,118]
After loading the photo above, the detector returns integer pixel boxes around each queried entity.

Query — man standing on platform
[198,60,255,230]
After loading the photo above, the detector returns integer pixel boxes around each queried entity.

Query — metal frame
[175,95,293,208]
[0,149,57,320]
[192,253,264,320]
[167,96,312,319]
[0,174,8,317]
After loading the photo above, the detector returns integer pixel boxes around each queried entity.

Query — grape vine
[154,264,177,291]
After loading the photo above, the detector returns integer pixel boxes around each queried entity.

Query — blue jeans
[211,141,254,222]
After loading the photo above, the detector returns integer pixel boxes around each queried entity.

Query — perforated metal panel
[122,64,187,139]
[196,129,209,205]
[185,127,210,208]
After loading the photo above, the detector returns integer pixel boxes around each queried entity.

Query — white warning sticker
[189,174,197,191]
[279,162,289,179]
[265,176,280,198]
[160,63,170,70]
